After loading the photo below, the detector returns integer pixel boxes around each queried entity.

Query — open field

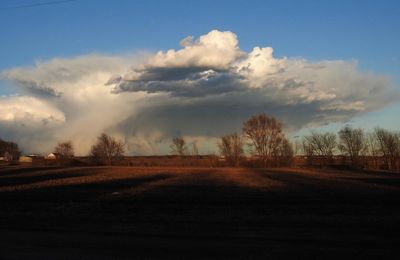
[0,166,399,259]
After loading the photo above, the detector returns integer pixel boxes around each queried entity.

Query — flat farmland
[0,166,399,259]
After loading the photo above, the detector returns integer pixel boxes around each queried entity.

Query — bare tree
[293,137,302,156]
[302,131,336,165]
[218,133,244,167]
[338,126,364,167]
[90,133,124,165]
[374,128,400,170]
[363,132,380,169]
[0,139,21,160]
[242,113,292,167]
[302,138,314,157]
[274,137,294,166]
[170,137,187,156]
[54,141,74,158]
[191,142,199,157]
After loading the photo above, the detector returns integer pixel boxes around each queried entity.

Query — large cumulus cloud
[0,30,397,155]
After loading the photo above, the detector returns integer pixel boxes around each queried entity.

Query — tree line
[0,139,21,161]
[166,114,293,167]
[169,114,400,170]
[217,114,293,167]
[1,113,399,170]
[46,135,125,166]
[301,126,400,170]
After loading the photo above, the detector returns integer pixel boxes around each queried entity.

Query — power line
[0,0,78,10]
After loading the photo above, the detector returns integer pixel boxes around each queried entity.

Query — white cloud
[0,30,397,155]
[0,96,65,125]
[142,30,243,69]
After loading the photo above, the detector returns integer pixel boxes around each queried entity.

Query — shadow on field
[0,171,87,187]
[0,166,67,176]
[347,177,400,188]
[0,166,399,259]
[0,173,173,202]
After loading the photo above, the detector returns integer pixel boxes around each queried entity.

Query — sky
[0,0,399,155]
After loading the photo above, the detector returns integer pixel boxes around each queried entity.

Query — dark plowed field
[0,166,399,259]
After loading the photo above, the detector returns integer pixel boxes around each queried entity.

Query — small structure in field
[19,156,34,163]
[0,152,13,161]
[46,152,61,160]
[19,155,44,164]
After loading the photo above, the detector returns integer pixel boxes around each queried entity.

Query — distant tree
[218,133,244,167]
[0,139,21,160]
[374,128,400,170]
[274,137,294,166]
[363,132,381,169]
[338,126,364,167]
[302,136,313,158]
[293,138,302,156]
[90,133,124,165]
[242,113,292,167]
[170,137,187,156]
[302,131,336,165]
[191,142,199,157]
[54,141,74,158]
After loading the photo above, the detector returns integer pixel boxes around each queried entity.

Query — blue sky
[0,0,399,154]
[1,0,399,72]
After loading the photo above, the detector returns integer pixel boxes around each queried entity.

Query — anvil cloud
[0,30,395,155]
